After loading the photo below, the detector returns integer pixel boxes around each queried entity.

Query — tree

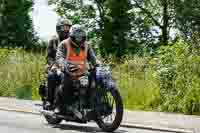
[0,0,4,26]
[131,0,176,46]
[175,0,200,39]
[173,0,200,55]
[0,0,37,48]
[101,0,132,59]
[49,0,200,57]
[49,0,97,32]
[49,0,132,60]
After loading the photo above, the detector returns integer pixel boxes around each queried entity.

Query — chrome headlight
[96,65,112,81]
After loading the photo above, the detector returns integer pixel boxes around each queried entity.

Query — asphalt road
[0,110,173,133]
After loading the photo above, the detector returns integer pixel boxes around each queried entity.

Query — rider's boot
[53,95,63,114]
[44,101,54,110]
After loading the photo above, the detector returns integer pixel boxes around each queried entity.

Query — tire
[42,102,62,125]
[96,89,124,132]
[44,115,62,125]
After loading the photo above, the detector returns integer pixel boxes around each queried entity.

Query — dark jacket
[47,35,60,65]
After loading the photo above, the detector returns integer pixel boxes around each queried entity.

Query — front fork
[94,80,115,117]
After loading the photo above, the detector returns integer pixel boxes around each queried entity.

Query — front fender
[95,65,117,91]
[97,77,117,91]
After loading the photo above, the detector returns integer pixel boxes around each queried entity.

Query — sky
[32,0,58,40]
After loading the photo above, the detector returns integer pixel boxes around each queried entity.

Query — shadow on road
[48,123,128,133]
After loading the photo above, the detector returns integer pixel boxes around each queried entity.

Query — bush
[1,40,200,115]
[0,48,46,100]
[112,56,159,110]
[16,85,32,100]
[157,40,200,114]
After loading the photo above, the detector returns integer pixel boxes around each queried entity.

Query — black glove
[63,63,79,77]
[68,64,79,72]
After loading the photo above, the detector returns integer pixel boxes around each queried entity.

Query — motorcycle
[39,64,124,132]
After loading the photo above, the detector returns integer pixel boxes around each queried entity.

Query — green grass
[0,48,46,100]
[112,57,160,110]
[1,41,200,115]
[0,49,160,109]
[0,49,159,109]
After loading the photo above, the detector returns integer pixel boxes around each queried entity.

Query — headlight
[96,65,112,81]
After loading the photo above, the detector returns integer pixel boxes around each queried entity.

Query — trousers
[47,70,73,107]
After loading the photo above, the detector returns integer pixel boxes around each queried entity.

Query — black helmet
[56,18,72,32]
[69,24,87,47]
[56,18,72,41]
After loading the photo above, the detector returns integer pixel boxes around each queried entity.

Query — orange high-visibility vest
[64,38,88,78]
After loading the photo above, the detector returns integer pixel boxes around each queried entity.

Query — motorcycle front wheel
[96,88,124,132]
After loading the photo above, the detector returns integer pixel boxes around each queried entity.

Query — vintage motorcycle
[39,64,124,132]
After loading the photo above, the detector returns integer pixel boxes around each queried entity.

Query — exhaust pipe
[40,110,55,116]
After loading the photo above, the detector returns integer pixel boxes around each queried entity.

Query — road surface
[0,110,174,133]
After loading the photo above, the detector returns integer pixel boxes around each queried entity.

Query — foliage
[48,0,200,57]
[112,56,159,110]
[0,0,38,48]
[131,0,177,46]
[1,43,200,115]
[1,0,200,115]
[100,0,132,59]
[48,0,98,35]
[175,0,200,40]
[0,49,46,100]
[157,40,200,114]
[49,0,132,59]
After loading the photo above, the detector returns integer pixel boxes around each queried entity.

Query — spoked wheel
[42,94,62,124]
[44,114,62,125]
[96,88,124,132]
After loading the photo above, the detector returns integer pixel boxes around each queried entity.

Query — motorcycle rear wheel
[43,103,62,125]
[44,115,62,125]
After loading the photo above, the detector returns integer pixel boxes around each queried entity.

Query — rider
[47,18,72,66]
[46,18,72,108]
[49,24,101,113]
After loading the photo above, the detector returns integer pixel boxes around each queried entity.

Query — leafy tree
[0,0,37,48]
[131,0,176,46]
[49,0,132,60]
[101,0,132,59]
[0,0,4,26]
[175,0,200,39]
[48,0,97,33]
[48,0,200,56]
[173,0,200,55]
